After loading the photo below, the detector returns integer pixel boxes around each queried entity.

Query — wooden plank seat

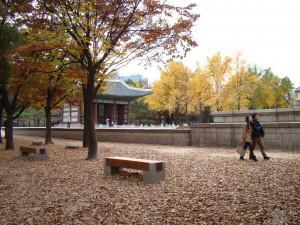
[19,146,48,160]
[103,157,165,182]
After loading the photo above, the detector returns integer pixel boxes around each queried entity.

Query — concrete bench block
[19,147,48,161]
[32,148,48,161]
[143,162,165,182]
[103,157,165,182]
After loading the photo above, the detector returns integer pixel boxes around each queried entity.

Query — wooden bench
[19,146,48,160]
[103,157,165,182]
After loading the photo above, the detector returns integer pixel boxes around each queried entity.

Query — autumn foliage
[147,53,294,122]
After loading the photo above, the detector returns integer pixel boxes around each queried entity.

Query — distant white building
[295,87,300,107]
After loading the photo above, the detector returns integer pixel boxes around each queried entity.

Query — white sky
[119,0,300,87]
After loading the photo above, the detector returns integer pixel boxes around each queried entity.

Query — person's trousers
[242,142,254,158]
[252,137,267,157]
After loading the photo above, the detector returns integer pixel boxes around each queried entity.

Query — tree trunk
[82,93,89,148]
[85,71,97,160]
[5,112,14,150]
[44,88,53,144]
[44,107,53,144]
[44,89,54,144]
[4,120,7,138]
[0,101,3,144]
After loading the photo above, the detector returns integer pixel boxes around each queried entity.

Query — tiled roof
[97,80,152,101]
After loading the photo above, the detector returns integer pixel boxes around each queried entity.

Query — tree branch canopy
[35,0,199,82]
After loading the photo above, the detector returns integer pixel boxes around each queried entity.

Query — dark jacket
[251,120,265,138]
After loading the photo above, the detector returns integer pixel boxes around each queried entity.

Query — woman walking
[240,115,257,161]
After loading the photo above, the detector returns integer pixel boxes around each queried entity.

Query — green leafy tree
[0,0,34,149]
[124,79,155,125]
[249,68,294,109]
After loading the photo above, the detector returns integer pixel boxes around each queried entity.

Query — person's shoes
[264,156,271,160]
[240,156,244,160]
[250,155,258,161]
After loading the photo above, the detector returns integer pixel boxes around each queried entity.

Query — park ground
[0,136,299,225]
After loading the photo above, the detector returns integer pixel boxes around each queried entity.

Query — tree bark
[44,89,54,144]
[82,92,89,148]
[5,111,14,149]
[85,71,97,160]
[0,100,3,144]
[44,107,53,144]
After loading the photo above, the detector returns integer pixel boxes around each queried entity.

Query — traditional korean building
[61,80,151,126]
[93,80,151,125]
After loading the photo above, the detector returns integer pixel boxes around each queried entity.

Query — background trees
[34,0,199,159]
[147,53,295,123]
[249,69,294,109]
[222,54,258,110]
[146,61,193,123]
[23,29,79,144]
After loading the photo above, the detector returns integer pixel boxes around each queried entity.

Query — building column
[127,103,130,125]
[113,101,117,124]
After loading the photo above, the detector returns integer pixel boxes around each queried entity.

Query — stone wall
[14,128,191,146]
[13,123,300,150]
[191,122,300,150]
[212,108,300,123]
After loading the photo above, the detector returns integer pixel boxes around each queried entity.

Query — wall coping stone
[211,108,300,117]
[14,127,191,133]
[191,122,300,128]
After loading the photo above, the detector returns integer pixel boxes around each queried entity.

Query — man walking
[251,113,271,160]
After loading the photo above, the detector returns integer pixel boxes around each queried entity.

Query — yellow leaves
[189,69,211,113]
[148,52,294,117]
[221,54,258,110]
[146,61,193,115]
[202,53,232,111]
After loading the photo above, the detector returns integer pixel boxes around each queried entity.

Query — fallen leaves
[0,136,299,225]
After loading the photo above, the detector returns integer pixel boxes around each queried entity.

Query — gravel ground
[0,136,299,225]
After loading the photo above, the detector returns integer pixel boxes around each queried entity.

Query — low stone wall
[14,127,191,146]
[212,108,300,123]
[191,122,300,150]
[95,128,191,146]
[13,122,300,150]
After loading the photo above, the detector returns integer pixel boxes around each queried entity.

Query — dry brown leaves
[0,136,299,225]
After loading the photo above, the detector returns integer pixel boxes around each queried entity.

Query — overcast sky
[119,0,300,87]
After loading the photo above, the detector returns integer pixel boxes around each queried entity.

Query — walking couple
[238,113,271,161]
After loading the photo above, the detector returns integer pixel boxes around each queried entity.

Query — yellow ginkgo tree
[203,53,232,111]
[222,54,258,110]
[146,61,193,123]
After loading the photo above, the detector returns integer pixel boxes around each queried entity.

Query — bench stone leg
[103,161,120,176]
[32,149,48,161]
[20,151,29,157]
[143,162,165,182]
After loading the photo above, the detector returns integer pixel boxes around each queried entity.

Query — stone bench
[103,157,165,182]
[19,146,48,160]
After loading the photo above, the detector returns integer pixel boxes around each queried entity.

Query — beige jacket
[242,124,252,143]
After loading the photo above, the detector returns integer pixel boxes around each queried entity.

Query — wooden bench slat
[19,146,37,154]
[106,158,149,171]
[106,157,163,164]
[105,157,164,171]
[104,157,165,182]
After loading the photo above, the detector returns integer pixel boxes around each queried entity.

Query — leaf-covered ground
[0,136,299,225]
